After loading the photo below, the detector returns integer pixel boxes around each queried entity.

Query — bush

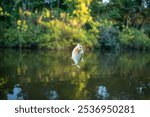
[4,23,45,48]
[119,27,150,50]
[2,7,100,50]
[4,18,98,49]
[99,20,120,50]
[38,19,97,49]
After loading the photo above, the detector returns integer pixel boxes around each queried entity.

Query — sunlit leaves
[72,0,92,25]
[1,0,150,50]
[17,20,22,26]
[43,8,51,18]
[17,20,28,32]
[0,6,10,16]
[0,7,2,11]
[60,12,67,20]
[19,8,23,15]
[24,10,32,16]
[38,19,94,49]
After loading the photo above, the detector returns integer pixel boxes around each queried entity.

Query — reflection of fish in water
[71,43,84,68]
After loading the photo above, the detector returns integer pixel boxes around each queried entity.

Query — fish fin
[81,58,84,62]
[71,57,74,61]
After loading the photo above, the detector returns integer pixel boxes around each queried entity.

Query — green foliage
[72,0,92,25]
[2,4,99,49]
[4,15,98,49]
[38,19,97,49]
[0,77,7,99]
[99,20,120,49]
[119,27,150,50]
[4,20,45,48]
[0,0,150,50]
[0,6,10,16]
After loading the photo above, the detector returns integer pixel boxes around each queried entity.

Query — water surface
[0,49,150,100]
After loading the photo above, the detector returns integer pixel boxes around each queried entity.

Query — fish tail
[76,64,80,69]
[72,64,80,69]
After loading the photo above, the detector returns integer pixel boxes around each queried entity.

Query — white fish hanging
[71,43,84,68]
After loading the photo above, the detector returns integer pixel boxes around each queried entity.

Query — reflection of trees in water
[95,51,150,99]
[0,78,7,99]
[0,50,98,99]
[0,50,150,99]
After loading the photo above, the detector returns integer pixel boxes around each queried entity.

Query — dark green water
[0,49,150,100]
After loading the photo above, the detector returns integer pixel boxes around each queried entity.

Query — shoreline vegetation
[0,0,150,51]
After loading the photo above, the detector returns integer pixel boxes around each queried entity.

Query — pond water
[0,49,150,100]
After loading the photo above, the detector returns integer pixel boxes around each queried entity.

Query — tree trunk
[22,0,28,10]
[57,0,60,8]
